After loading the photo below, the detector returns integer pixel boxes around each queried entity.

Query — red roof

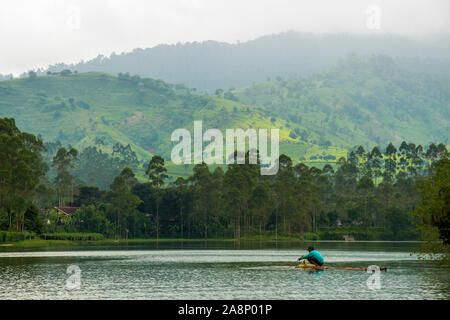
[55,207,80,215]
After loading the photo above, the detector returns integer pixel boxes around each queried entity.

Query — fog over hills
[10,31,450,92]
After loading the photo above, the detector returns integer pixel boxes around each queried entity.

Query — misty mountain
[33,31,450,92]
[233,55,450,148]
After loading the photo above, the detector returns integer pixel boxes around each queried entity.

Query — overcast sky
[1,0,449,75]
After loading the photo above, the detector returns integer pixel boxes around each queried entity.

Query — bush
[24,204,44,234]
[0,231,36,243]
[39,232,105,241]
[76,100,91,109]
[302,232,319,240]
[317,227,419,241]
[318,231,344,240]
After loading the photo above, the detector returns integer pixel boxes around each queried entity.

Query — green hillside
[233,55,450,149]
[1,55,448,182]
[0,71,344,175]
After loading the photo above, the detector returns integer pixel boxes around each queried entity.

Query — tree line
[0,117,448,247]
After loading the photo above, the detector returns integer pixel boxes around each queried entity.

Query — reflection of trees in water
[421,262,450,299]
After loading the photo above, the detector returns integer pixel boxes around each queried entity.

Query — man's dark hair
[308,246,314,251]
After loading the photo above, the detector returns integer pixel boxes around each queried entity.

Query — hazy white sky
[1,0,449,75]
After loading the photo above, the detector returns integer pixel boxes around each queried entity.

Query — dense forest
[1,117,448,246]
[234,55,450,148]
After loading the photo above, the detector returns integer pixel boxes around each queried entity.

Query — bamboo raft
[296,261,387,272]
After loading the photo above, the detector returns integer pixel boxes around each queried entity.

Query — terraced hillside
[233,55,450,151]
[1,55,448,180]
[0,72,345,175]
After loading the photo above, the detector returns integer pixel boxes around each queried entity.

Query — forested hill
[0,56,448,169]
[233,55,450,149]
[0,71,302,162]
[20,32,450,93]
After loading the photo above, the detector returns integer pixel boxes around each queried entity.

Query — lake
[0,241,448,300]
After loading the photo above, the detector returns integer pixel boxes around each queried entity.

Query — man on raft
[298,246,324,267]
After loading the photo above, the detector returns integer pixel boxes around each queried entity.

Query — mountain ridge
[6,31,450,92]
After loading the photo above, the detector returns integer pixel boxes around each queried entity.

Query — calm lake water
[0,241,448,300]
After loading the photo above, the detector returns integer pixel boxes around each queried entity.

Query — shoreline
[0,238,426,249]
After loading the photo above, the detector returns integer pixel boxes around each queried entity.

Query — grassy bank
[2,234,307,247]
[317,227,420,241]
[3,238,234,248]
[0,227,420,248]
[0,231,36,243]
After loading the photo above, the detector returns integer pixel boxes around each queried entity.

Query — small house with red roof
[54,206,80,216]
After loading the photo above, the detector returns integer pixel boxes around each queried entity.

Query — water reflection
[0,240,426,253]
[0,241,447,300]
